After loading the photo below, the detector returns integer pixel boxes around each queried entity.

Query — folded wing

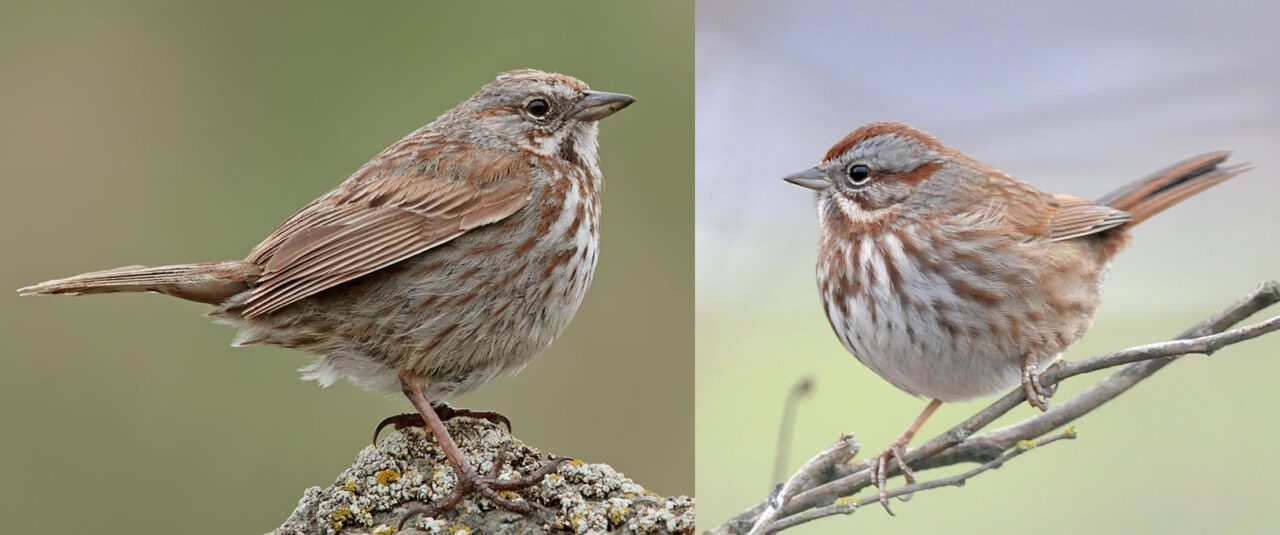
[234,150,531,318]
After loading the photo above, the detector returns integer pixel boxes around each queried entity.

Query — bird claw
[433,403,513,433]
[372,413,424,447]
[397,443,571,529]
[1021,354,1055,411]
[870,443,917,516]
[373,404,513,446]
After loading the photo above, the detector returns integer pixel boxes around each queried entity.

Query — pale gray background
[697,1,1280,533]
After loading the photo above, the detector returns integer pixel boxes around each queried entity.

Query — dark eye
[526,98,550,118]
[847,164,872,185]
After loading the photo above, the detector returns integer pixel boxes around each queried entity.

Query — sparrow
[21,69,636,518]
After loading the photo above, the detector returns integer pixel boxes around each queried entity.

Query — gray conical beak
[783,167,831,191]
[573,90,636,121]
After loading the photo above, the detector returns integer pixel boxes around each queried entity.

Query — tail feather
[18,261,261,305]
[1098,151,1251,225]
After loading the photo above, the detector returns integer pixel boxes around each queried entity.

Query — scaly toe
[889,444,918,503]
[1022,378,1049,411]
[398,490,465,530]
[1031,370,1057,400]
[433,402,514,432]
[373,412,425,447]
[873,450,895,515]
[490,456,571,491]
[397,451,565,528]
[1021,365,1050,412]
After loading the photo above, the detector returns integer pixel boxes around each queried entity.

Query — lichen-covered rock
[270,419,695,534]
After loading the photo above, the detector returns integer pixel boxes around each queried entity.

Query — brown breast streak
[823,203,1066,358]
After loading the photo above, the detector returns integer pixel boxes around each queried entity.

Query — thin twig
[712,280,1280,534]
[1053,314,1280,378]
[772,376,815,484]
[766,430,1077,533]
[750,431,858,535]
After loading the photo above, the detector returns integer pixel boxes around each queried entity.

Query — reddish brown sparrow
[20,69,635,519]
[784,122,1247,512]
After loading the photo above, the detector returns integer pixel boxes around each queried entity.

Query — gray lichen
[269,419,694,535]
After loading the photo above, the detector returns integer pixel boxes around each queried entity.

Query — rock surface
[269,419,695,534]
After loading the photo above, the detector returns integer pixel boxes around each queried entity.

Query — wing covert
[235,150,531,317]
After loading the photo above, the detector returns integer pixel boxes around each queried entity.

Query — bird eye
[525,98,551,118]
[847,164,872,186]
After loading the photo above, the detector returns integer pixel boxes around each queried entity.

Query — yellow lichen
[1016,439,1036,450]
[448,526,471,535]
[608,505,631,525]
[567,459,585,467]
[1064,425,1079,438]
[330,506,354,529]
[375,469,401,486]
[372,525,397,535]
[343,478,358,492]
[834,496,860,507]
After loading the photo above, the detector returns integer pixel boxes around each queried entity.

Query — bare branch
[749,432,859,535]
[712,280,1280,534]
[766,430,1077,533]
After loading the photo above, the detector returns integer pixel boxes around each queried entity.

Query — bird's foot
[397,443,571,529]
[869,442,917,516]
[373,403,513,446]
[372,413,423,446]
[433,403,514,432]
[1021,353,1056,412]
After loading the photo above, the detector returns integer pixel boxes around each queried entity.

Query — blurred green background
[0,2,692,534]
[698,1,1280,533]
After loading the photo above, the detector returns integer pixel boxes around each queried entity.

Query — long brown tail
[18,261,261,305]
[1098,151,1251,226]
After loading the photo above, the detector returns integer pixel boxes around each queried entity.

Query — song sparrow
[784,122,1247,512]
[20,69,635,518]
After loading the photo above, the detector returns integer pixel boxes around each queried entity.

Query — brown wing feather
[1043,194,1132,242]
[235,149,531,318]
[977,177,1131,243]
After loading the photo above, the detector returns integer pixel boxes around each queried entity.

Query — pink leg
[871,398,943,514]
[393,370,569,528]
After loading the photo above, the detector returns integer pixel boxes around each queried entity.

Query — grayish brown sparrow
[785,122,1247,511]
[21,69,635,518]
